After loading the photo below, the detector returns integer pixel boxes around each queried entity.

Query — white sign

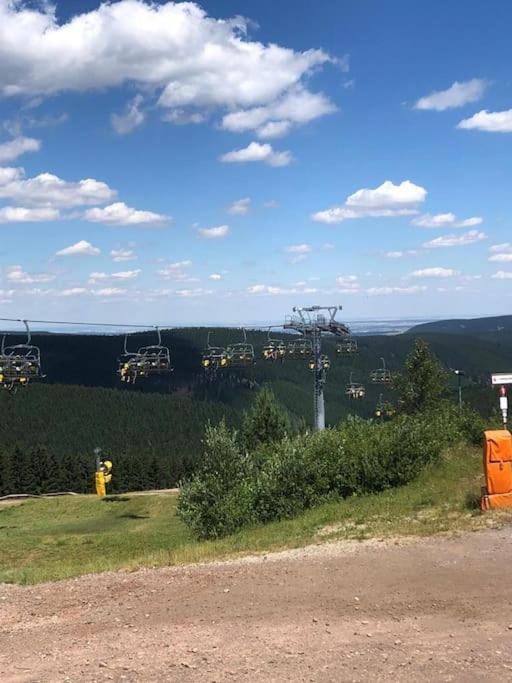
[492,373,512,385]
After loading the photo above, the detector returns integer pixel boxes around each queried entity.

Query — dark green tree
[242,386,291,451]
[394,339,448,414]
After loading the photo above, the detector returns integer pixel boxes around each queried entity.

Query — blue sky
[0,0,511,328]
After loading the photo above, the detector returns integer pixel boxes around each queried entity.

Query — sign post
[491,374,512,429]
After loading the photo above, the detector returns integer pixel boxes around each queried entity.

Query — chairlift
[286,338,313,360]
[308,354,331,372]
[226,328,254,368]
[201,331,229,371]
[337,338,358,355]
[0,320,43,392]
[262,329,286,362]
[375,393,395,419]
[370,357,392,384]
[345,372,366,400]
[118,327,172,384]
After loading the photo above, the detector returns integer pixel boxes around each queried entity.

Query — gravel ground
[2,528,512,682]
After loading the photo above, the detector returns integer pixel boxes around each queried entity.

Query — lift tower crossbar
[284,305,350,431]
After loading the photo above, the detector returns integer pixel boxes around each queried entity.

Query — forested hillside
[0,324,509,496]
[409,315,512,337]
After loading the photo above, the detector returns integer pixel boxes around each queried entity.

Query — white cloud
[158,260,197,283]
[175,288,212,298]
[0,206,59,223]
[366,286,427,295]
[490,243,512,254]
[5,265,55,285]
[322,242,335,251]
[0,1,333,135]
[263,199,279,208]
[209,273,223,281]
[111,94,145,135]
[410,267,459,278]
[85,202,169,226]
[111,248,137,262]
[412,212,482,228]
[383,249,419,259]
[220,142,292,167]
[162,110,207,125]
[56,240,101,257]
[93,288,127,297]
[422,230,487,248]
[492,271,512,280]
[489,253,512,263]
[336,275,360,292]
[0,136,40,162]
[89,269,141,284]
[285,244,312,254]
[58,287,89,297]
[227,198,251,215]
[0,166,115,208]
[198,225,230,239]
[222,87,336,138]
[312,180,426,223]
[415,79,487,111]
[247,283,318,296]
[457,109,512,133]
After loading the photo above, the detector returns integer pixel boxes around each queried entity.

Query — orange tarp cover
[481,430,512,509]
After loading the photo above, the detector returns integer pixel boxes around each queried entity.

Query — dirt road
[2,528,512,682]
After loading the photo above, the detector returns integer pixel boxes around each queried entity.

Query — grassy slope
[2,444,510,585]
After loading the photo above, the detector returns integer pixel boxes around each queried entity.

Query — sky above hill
[0,0,511,329]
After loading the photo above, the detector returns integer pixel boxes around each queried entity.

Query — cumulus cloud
[89,269,141,284]
[5,265,55,285]
[383,250,419,259]
[111,248,137,262]
[492,271,512,280]
[0,206,59,223]
[209,273,223,281]
[158,260,197,283]
[0,1,334,136]
[0,166,115,207]
[227,198,251,215]
[59,287,89,297]
[422,230,487,248]
[457,109,512,133]
[198,225,230,239]
[93,288,127,297]
[221,87,336,138]
[175,287,212,298]
[55,240,100,257]
[414,79,487,111]
[0,136,40,162]
[366,286,427,295]
[111,95,145,134]
[312,180,426,224]
[220,142,292,167]
[284,243,312,264]
[490,243,512,254]
[489,252,512,263]
[247,283,317,296]
[85,202,169,226]
[410,267,458,278]
[412,212,482,229]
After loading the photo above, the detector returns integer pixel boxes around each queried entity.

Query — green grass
[2,444,509,585]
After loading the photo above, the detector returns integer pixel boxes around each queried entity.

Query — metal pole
[313,325,325,431]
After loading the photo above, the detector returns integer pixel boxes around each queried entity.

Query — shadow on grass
[102,496,131,503]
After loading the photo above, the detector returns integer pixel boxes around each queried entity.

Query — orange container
[481,430,512,509]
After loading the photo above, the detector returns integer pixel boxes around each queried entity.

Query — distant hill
[408,315,512,337]
[0,325,510,424]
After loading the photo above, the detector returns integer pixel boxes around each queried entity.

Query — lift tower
[284,306,350,431]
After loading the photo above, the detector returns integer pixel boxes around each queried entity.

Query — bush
[178,404,484,539]
[241,386,291,452]
[177,421,256,538]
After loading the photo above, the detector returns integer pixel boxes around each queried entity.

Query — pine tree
[242,387,291,451]
[394,339,448,414]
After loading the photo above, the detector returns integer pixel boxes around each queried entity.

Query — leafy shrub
[177,421,255,538]
[179,403,485,539]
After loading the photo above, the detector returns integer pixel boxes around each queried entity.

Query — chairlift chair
[286,338,313,360]
[336,338,358,355]
[345,372,366,400]
[262,329,286,362]
[201,331,229,371]
[0,321,43,391]
[226,329,254,368]
[118,328,172,384]
[370,357,392,384]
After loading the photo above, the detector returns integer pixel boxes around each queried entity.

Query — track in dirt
[2,528,512,682]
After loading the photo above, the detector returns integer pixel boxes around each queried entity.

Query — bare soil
[2,528,512,682]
